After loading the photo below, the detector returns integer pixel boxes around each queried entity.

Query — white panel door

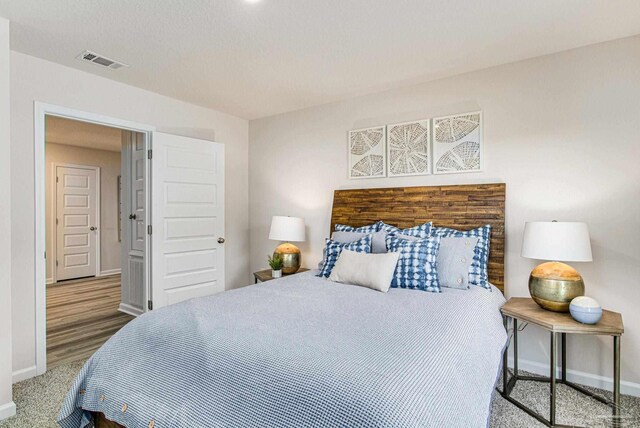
[120,131,146,315]
[130,133,146,253]
[151,132,225,309]
[56,165,98,281]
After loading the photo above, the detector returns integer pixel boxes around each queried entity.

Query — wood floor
[46,275,134,369]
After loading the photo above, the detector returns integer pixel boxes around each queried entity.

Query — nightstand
[499,297,624,427]
[253,268,310,284]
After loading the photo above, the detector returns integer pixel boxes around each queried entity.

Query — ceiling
[2,1,640,120]
[46,116,123,152]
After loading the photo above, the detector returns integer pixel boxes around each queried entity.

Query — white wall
[249,36,640,394]
[0,17,15,422]
[11,51,250,377]
[45,142,122,282]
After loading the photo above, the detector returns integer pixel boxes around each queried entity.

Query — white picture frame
[348,125,387,179]
[386,119,431,177]
[432,111,483,175]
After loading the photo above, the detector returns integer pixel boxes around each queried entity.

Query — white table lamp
[522,221,592,312]
[269,216,305,274]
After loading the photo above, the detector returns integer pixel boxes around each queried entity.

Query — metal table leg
[613,335,621,427]
[503,315,508,393]
[513,319,518,376]
[561,333,566,383]
[550,332,556,426]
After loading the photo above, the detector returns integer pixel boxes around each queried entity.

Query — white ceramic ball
[571,296,600,308]
[569,296,602,324]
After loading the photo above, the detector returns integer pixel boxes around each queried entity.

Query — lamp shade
[521,221,592,262]
[269,216,305,242]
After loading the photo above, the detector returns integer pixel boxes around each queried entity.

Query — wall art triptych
[348,111,482,179]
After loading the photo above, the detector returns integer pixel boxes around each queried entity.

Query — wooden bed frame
[94,182,506,427]
[330,183,506,292]
[95,413,125,428]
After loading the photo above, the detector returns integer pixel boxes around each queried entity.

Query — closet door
[120,131,146,316]
[130,133,146,254]
[150,132,225,309]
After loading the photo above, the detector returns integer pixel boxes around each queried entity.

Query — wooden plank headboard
[330,183,506,292]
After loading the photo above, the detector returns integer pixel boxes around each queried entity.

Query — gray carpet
[1,361,639,427]
[0,360,85,428]
[490,375,640,427]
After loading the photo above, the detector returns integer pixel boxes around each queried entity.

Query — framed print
[348,126,386,179]
[433,111,482,174]
[387,119,430,177]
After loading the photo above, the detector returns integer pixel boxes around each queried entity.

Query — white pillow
[328,249,399,292]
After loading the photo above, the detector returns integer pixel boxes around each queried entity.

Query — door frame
[51,163,101,283]
[34,102,155,376]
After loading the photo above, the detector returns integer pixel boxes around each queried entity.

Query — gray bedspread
[58,271,507,428]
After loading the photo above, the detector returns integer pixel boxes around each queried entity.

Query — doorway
[44,115,146,369]
[34,102,226,377]
[34,102,154,375]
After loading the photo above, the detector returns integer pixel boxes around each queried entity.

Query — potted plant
[268,253,284,278]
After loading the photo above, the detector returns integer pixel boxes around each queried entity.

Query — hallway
[46,275,134,369]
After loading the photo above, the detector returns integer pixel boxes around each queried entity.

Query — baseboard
[46,269,121,284]
[508,357,640,397]
[118,303,143,317]
[0,401,16,421]
[12,365,37,384]
[99,268,122,277]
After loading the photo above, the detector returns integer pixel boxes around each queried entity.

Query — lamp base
[528,261,585,312]
[274,243,301,274]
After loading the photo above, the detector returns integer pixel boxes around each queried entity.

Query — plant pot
[272,269,282,278]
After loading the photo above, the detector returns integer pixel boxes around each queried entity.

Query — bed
[58,183,507,428]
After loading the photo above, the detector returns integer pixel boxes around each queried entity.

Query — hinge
[56,260,58,267]
[147,225,152,235]
[56,176,59,183]
[44,251,46,259]
[147,300,153,310]
[147,149,152,160]
[56,218,58,225]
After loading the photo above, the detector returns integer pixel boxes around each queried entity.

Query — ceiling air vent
[76,50,129,70]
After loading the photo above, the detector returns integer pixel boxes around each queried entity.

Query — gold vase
[273,242,301,274]
[528,261,585,312]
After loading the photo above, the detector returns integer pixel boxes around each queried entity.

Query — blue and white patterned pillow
[334,222,380,233]
[380,221,433,238]
[398,222,433,238]
[431,225,492,290]
[318,235,372,278]
[378,221,400,234]
[385,235,441,292]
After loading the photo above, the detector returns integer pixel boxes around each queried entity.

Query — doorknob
[217,237,225,244]
[90,226,97,231]
[129,214,137,220]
